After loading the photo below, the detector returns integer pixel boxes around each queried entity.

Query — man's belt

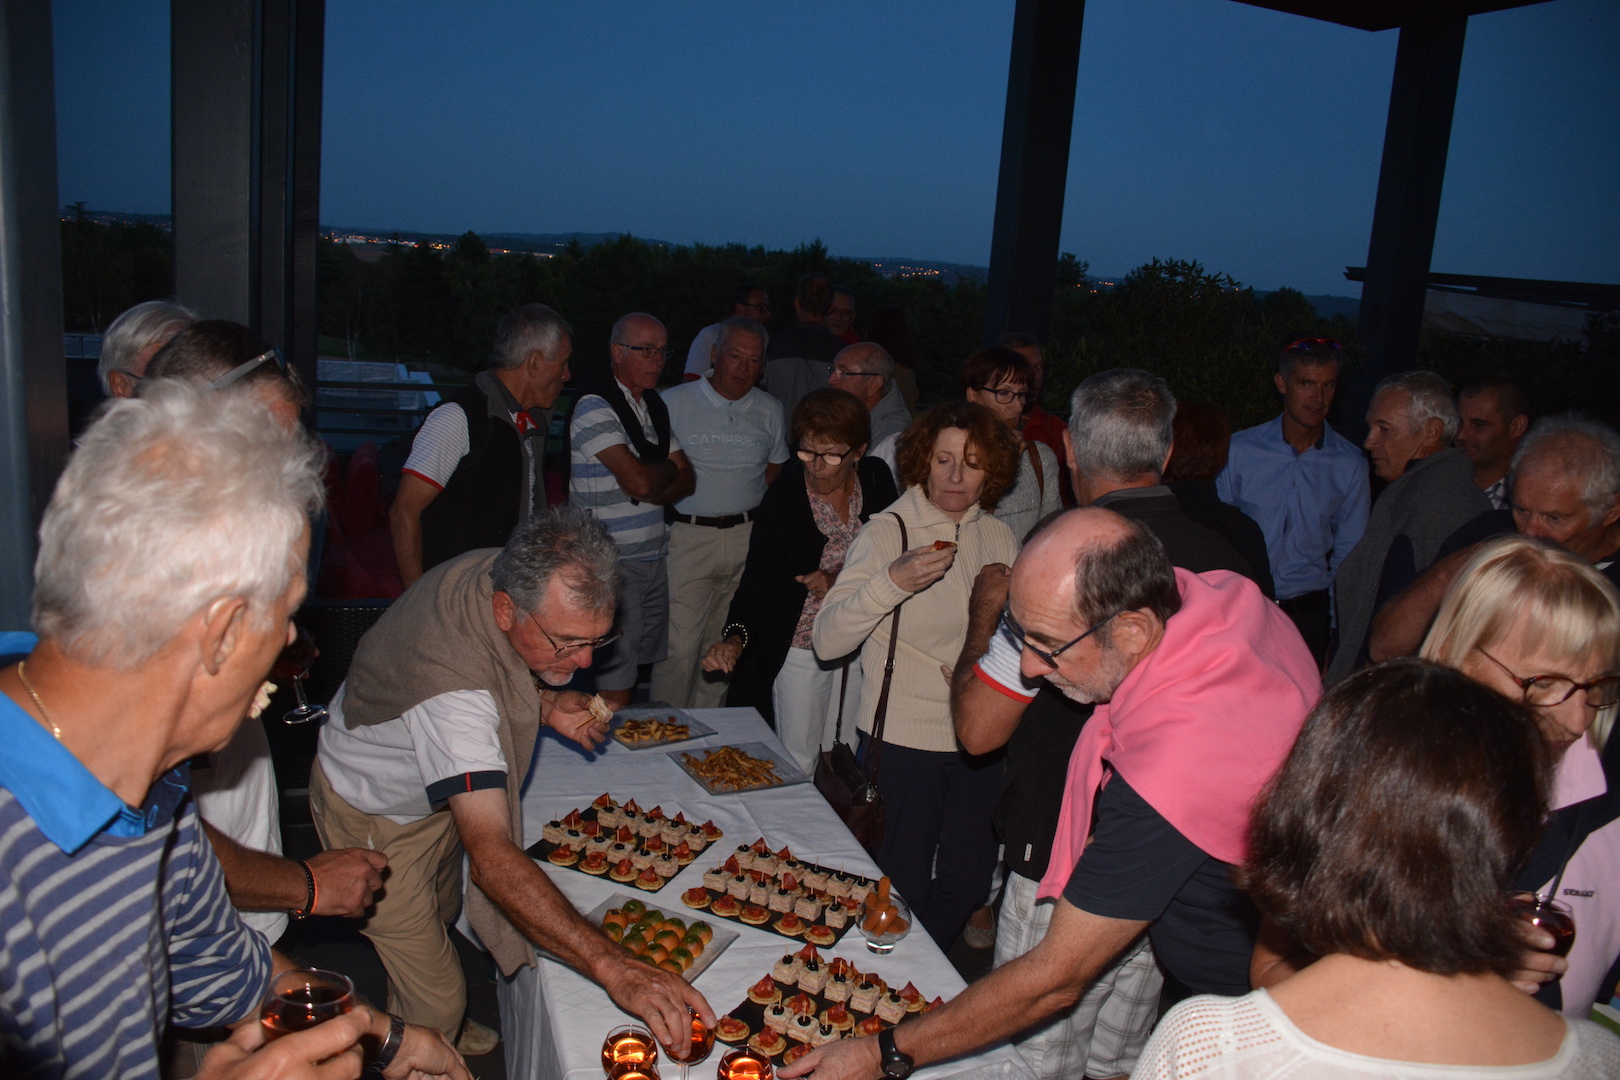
[665,507,758,529]
[1278,589,1331,613]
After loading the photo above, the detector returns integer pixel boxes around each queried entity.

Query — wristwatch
[367,1013,406,1076]
[877,1026,914,1080]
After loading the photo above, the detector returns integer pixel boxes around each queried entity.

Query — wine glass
[718,1048,773,1080]
[663,1008,715,1080]
[602,1025,660,1078]
[259,968,354,1041]
[1509,892,1576,959]
[274,624,327,724]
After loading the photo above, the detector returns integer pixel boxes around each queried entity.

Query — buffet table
[496,707,1033,1080]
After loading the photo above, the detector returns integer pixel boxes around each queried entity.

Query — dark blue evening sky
[52,0,1618,297]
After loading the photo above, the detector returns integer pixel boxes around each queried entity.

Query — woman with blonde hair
[1419,533,1620,1019]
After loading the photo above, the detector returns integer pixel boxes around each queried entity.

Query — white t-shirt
[661,377,788,517]
[315,684,508,825]
[402,399,542,513]
[684,323,721,378]
[1134,990,1620,1079]
[193,718,286,941]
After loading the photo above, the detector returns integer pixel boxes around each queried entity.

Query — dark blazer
[722,457,899,726]
[1169,480,1276,599]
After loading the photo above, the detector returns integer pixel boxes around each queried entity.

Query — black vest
[420,370,544,572]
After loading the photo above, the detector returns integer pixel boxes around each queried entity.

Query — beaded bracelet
[292,859,317,919]
[721,623,749,650]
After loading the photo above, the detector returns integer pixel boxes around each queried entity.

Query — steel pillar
[983,0,1086,346]
[0,0,68,629]
[171,0,324,398]
[1348,15,1468,429]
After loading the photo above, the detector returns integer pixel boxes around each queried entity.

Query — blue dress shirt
[1217,416,1370,602]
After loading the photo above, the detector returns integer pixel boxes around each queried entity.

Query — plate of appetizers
[669,743,811,795]
[677,837,878,944]
[526,794,724,893]
[587,893,738,982]
[609,702,716,749]
[713,944,945,1064]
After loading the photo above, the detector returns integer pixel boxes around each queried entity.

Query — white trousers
[771,646,862,775]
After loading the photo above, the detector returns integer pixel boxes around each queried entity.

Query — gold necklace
[15,661,63,741]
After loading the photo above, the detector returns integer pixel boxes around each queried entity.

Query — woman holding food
[701,389,899,773]
[961,346,1061,542]
[812,401,1020,949]
[1137,659,1620,1078]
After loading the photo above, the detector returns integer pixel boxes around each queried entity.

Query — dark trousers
[1279,589,1331,670]
[859,732,1004,950]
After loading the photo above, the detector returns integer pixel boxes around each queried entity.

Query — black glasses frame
[1001,606,1116,669]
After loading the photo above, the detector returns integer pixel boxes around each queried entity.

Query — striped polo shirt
[0,675,271,1079]
[569,379,684,562]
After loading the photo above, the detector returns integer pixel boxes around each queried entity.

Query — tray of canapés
[588,894,738,981]
[712,944,944,1066]
[610,702,716,749]
[670,743,810,795]
[675,837,877,945]
[527,794,724,893]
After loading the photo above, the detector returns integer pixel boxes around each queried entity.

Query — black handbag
[813,517,906,853]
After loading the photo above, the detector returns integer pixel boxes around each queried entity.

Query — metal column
[1349,15,1468,424]
[983,0,1086,346]
[0,0,68,629]
[171,0,324,397]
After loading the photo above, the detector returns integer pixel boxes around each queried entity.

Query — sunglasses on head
[1282,337,1342,354]
[208,347,288,391]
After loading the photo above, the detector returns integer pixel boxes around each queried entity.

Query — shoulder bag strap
[1025,440,1044,501]
[866,515,907,783]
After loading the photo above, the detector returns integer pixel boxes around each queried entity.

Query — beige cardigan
[812,485,1018,753]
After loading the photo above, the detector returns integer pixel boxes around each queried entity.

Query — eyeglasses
[1283,337,1343,354]
[524,610,622,659]
[1475,647,1620,708]
[974,386,1038,406]
[616,342,674,361]
[738,300,771,315]
[831,367,881,380]
[1001,606,1116,670]
[796,447,851,467]
[208,347,288,391]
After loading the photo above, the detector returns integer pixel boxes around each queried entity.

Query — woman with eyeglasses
[701,389,898,773]
[812,401,1021,949]
[1418,534,1620,1021]
[961,347,1060,542]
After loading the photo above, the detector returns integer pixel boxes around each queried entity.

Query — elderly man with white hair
[0,382,465,1080]
[1325,370,1490,681]
[96,298,196,398]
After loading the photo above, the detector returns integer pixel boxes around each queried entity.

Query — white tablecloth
[496,707,1033,1080]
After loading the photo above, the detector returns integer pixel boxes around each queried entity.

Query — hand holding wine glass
[274,624,327,724]
[663,1008,715,1080]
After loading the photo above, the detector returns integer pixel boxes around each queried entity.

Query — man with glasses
[762,273,845,420]
[1218,337,1370,665]
[96,299,196,399]
[683,284,771,380]
[652,318,789,708]
[569,312,695,710]
[312,507,713,1057]
[934,370,1267,1080]
[785,510,1317,1080]
[827,342,910,447]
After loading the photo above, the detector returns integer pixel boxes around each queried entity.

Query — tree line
[62,215,1618,430]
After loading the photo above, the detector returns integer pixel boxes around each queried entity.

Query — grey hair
[1067,368,1177,480]
[1373,370,1459,444]
[1511,415,1620,516]
[490,505,620,617]
[715,316,769,355]
[491,303,572,371]
[98,300,197,392]
[32,379,325,670]
[611,311,665,345]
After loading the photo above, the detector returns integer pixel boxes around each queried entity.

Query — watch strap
[368,1013,407,1075]
[877,1025,914,1079]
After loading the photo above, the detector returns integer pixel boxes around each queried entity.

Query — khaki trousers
[308,759,467,1038]
[649,519,752,708]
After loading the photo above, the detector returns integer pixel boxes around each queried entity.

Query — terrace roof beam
[0,0,68,628]
[982,0,1086,347]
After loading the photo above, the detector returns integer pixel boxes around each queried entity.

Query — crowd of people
[3,273,1619,1080]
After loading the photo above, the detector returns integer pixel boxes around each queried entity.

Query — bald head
[828,342,894,410]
